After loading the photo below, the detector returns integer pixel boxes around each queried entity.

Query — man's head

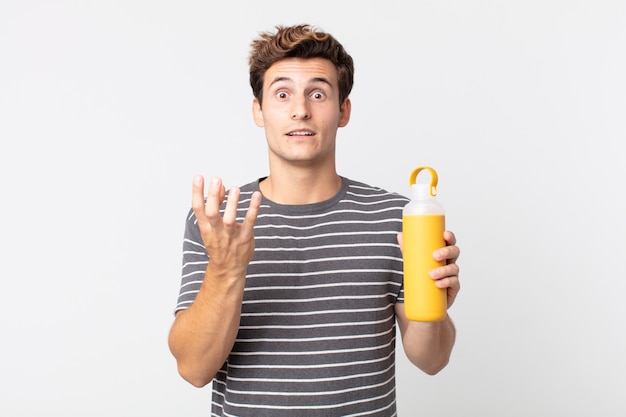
[248,24,354,108]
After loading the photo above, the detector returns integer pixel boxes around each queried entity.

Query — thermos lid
[411,183,433,200]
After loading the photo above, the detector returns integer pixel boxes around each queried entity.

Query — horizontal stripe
[226,349,394,370]
[229,338,395,357]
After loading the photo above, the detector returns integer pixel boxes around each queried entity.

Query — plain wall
[1,1,625,415]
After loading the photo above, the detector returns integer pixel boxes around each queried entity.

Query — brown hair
[248,24,354,108]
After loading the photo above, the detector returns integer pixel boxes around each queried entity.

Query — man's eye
[277,91,288,99]
[312,92,325,99]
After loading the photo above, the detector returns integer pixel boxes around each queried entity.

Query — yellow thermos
[402,166,447,322]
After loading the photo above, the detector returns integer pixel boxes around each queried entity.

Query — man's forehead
[266,58,338,83]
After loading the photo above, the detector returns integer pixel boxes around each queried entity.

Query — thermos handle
[409,166,438,196]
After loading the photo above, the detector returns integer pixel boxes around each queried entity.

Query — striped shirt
[175,177,409,416]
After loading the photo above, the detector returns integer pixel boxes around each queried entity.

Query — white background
[1,1,625,415]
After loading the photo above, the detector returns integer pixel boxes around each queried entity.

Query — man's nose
[290,97,311,120]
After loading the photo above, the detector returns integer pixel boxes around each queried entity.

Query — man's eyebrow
[268,76,333,87]
[311,77,332,86]
[268,76,291,87]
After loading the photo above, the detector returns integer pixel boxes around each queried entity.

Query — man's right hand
[191,175,262,274]
[168,175,262,388]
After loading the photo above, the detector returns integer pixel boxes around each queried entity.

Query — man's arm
[395,307,456,375]
[168,176,261,387]
[396,230,460,375]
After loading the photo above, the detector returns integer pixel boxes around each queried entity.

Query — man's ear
[252,98,264,127]
[338,98,351,127]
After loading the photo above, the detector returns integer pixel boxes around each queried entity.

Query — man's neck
[259,169,342,205]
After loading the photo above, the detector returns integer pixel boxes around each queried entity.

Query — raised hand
[191,175,262,274]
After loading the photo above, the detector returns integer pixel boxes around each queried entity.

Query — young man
[169,24,461,416]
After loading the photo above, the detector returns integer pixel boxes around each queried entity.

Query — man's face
[252,57,351,169]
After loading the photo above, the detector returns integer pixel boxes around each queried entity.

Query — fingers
[434,246,460,264]
[192,176,226,225]
[205,177,226,223]
[191,175,207,222]
[221,187,262,231]
[434,230,460,263]
[430,261,460,308]
[430,263,459,282]
[443,230,456,246]
[431,230,461,306]
[244,191,262,227]
[191,175,261,231]
[222,186,240,226]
